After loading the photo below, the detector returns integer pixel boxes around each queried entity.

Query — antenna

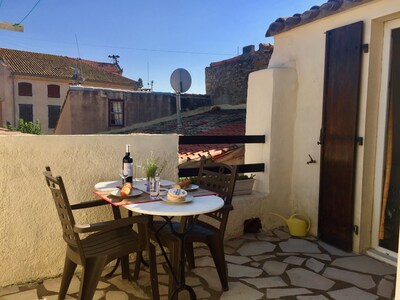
[73,33,85,84]
[147,62,150,89]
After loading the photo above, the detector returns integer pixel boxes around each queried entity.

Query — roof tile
[0,48,137,87]
[266,0,374,37]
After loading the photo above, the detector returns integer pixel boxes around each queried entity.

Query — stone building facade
[205,43,273,105]
[55,86,210,134]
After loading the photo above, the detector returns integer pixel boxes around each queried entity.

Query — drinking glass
[119,169,128,185]
[135,161,143,180]
[149,176,160,200]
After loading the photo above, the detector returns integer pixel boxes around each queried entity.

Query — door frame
[371,18,400,261]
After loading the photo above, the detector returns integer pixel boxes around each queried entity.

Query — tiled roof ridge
[80,58,121,75]
[210,55,241,67]
[210,43,274,68]
[0,47,136,86]
[266,0,375,37]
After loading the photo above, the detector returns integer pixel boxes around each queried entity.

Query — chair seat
[82,227,141,259]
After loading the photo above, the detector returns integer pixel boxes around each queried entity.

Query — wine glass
[135,161,143,181]
[119,169,128,184]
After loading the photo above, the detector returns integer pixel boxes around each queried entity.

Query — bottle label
[124,163,133,177]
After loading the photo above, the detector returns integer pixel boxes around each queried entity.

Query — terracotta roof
[0,48,137,87]
[80,59,121,75]
[210,55,241,67]
[116,106,246,155]
[266,0,374,37]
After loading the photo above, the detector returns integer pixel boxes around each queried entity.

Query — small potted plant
[144,154,166,191]
[234,174,255,195]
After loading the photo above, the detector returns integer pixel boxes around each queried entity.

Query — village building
[246,0,400,265]
[205,43,273,105]
[0,48,139,133]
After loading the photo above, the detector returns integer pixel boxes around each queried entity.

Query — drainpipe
[12,76,16,126]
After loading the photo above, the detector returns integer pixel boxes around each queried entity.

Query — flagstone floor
[0,228,397,300]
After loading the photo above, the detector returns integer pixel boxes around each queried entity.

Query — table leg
[153,216,198,300]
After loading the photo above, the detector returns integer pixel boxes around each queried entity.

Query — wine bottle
[122,144,133,183]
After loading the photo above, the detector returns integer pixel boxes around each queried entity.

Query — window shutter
[19,104,33,122]
[18,82,32,96]
[48,105,61,128]
[48,85,60,98]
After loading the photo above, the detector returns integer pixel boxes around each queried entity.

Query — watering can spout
[269,212,311,237]
[269,212,288,223]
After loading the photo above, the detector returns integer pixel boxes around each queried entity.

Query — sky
[0,0,321,94]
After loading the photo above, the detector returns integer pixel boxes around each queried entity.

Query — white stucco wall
[247,0,400,251]
[246,68,298,231]
[0,134,178,286]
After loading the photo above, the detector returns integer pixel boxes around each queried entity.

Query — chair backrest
[196,158,237,234]
[43,169,83,254]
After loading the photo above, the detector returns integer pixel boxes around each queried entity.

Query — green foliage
[144,153,166,178]
[4,118,41,135]
[236,174,256,180]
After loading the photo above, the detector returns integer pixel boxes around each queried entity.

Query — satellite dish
[170,68,191,93]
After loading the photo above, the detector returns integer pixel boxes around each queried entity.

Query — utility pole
[0,22,23,32]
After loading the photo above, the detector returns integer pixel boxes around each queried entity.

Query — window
[18,82,32,96]
[47,84,60,98]
[109,100,124,126]
[19,104,33,122]
[48,105,61,129]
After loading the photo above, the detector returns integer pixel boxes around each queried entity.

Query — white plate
[184,184,199,191]
[160,180,175,187]
[94,180,120,192]
[111,189,143,198]
[161,195,194,204]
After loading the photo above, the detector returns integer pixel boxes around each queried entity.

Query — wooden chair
[43,168,159,300]
[153,158,237,297]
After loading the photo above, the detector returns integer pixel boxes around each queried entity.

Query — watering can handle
[291,214,311,232]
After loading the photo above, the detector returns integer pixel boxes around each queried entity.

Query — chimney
[242,45,255,55]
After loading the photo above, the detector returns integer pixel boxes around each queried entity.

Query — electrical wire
[14,0,41,25]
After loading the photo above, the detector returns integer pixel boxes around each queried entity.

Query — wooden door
[318,21,364,252]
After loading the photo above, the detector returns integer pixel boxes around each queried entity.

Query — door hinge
[353,225,359,235]
[362,44,369,53]
[357,137,363,146]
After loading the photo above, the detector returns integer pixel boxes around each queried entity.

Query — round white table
[126,195,224,300]
[95,180,224,300]
[124,195,224,216]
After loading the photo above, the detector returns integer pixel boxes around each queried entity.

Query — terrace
[1,229,396,299]
[0,131,397,299]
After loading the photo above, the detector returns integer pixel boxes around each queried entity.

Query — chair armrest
[73,215,149,234]
[70,199,109,210]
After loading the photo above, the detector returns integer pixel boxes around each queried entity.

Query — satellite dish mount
[170,68,191,131]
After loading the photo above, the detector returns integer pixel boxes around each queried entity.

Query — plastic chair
[153,158,237,298]
[43,168,159,300]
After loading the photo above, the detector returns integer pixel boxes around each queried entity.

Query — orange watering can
[269,213,311,237]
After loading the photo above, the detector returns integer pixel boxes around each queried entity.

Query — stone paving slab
[2,229,396,300]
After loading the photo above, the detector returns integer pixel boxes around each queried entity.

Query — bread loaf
[173,178,192,190]
[180,178,192,189]
[120,182,132,197]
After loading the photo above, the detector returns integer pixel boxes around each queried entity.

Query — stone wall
[205,43,273,105]
[55,87,211,134]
